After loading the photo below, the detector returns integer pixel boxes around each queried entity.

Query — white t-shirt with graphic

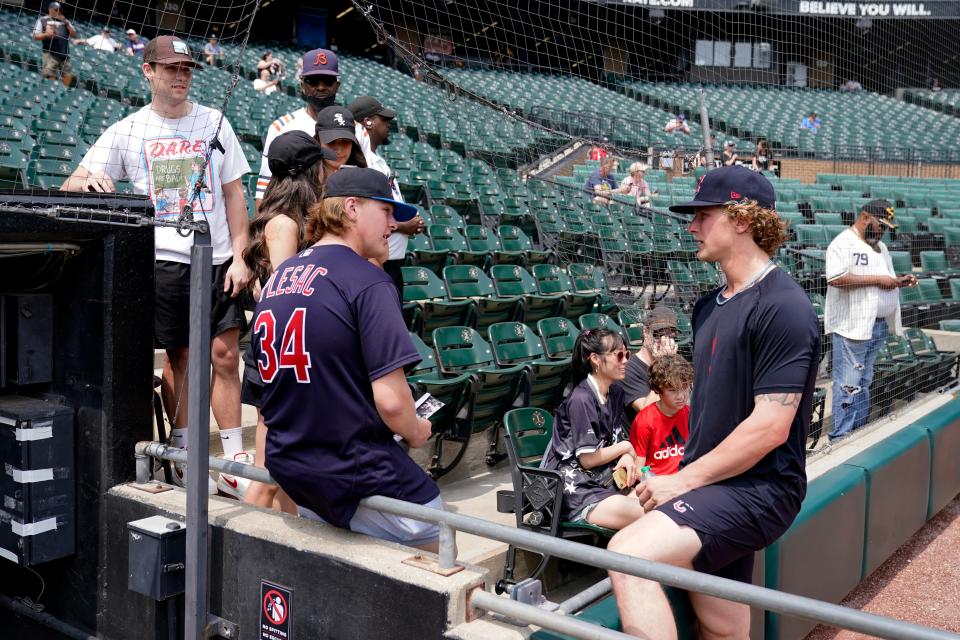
[80,103,250,265]
[256,107,316,200]
[356,122,408,261]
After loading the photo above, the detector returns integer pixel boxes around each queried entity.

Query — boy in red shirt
[629,354,693,475]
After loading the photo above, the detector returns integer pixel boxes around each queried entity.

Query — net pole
[698,88,714,168]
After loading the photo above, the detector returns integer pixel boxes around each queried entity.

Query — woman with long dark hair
[240,130,332,512]
[540,329,647,530]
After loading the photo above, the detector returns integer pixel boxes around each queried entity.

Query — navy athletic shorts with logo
[656,481,801,583]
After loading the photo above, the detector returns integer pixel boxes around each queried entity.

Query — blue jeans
[829,320,887,441]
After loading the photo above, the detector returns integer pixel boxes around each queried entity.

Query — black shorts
[240,342,264,408]
[154,260,247,349]
[657,482,798,583]
[382,259,404,297]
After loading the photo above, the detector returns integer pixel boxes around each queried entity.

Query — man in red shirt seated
[629,354,692,476]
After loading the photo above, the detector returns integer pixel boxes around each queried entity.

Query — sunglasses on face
[652,328,678,339]
[303,75,337,87]
[604,349,630,363]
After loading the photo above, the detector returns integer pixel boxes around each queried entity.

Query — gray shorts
[42,52,72,78]
[299,495,442,547]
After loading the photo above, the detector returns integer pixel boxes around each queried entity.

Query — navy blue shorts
[657,482,799,583]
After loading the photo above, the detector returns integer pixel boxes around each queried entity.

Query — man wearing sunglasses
[255,48,340,211]
[620,306,680,424]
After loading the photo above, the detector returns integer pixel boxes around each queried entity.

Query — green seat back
[917,278,944,303]
[920,251,949,273]
[401,266,448,302]
[888,251,913,275]
[498,225,534,252]
[429,225,468,253]
[537,317,581,359]
[503,407,553,462]
[490,265,538,297]
[443,265,497,299]
[488,321,547,365]
[432,326,496,372]
[532,264,572,295]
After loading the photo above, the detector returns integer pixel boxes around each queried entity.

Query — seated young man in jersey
[250,167,441,551]
[629,355,692,477]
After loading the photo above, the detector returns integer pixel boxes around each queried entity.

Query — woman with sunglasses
[540,328,647,530]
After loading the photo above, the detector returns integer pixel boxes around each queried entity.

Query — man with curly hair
[608,166,820,640]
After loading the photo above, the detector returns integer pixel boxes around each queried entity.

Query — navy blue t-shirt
[251,244,439,528]
[686,267,819,510]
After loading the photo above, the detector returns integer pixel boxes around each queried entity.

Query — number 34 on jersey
[253,308,312,383]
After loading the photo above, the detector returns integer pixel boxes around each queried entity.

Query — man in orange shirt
[629,354,692,476]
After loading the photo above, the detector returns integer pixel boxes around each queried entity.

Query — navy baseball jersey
[250,244,439,528]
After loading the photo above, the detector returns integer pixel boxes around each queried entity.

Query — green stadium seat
[533,264,598,321]
[500,407,613,591]
[490,265,565,323]
[537,316,581,360]
[443,265,523,332]
[401,266,476,343]
[406,332,475,478]
[405,232,455,276]
[432,326,528,437]
[497,225,551,266]
[488,322,570,412]
[795,224,830,247]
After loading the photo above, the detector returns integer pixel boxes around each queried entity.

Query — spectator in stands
[242,131,334,513]
[620,306,679,424]
[32,1,76,87]
[349,95,425,289]
[800,111,821,134]
[752,139,772,173]
[258,51,284,78]
[589,137,609,161]
[629,354,693,477]
[61,36,252,496]
[931,77,942,92]
[721,140,738,166]
[609,166,820,639]
[203,36,224,66]
[663,113,690,135]
[825,200,917,442]
[252,167,442,551]
[615,161,654,208]
[255,48,339,211]
[840,78,863,92]
[74,26,120,52]
[125,29,148,57]
[315,106,367,171]
[253,68,279,95]
[583,156,618,205]
[540,329,647,531]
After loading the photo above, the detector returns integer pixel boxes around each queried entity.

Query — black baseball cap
[324,167,417,222]
[315,106,360,146]
[669,165,776,214]
[862,198,898,229]
[347,96,396,121]
[267,131,334,177]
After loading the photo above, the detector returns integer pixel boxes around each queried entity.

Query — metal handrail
[135,442,960,640]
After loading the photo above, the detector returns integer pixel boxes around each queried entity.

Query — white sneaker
[171,460,218,495]
[217,452,253,500]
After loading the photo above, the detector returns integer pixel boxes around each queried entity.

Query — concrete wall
[97,486,486,640]
[779,158,960,183]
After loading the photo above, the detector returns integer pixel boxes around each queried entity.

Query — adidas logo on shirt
[653,426,686,461]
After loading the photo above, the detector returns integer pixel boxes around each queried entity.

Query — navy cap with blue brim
[324,166,418,222]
